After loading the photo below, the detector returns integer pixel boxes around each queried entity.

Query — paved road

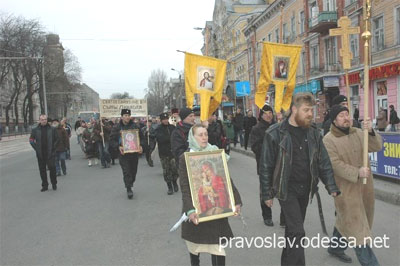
[1,136,399,265]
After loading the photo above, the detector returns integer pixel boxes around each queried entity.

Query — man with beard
[155,113,179,195]
[259,92,340,266]
[171,107,195,169]
[243,110,257,150]
[29,114,59,191]
[249,104,284,227]
[110,109,145,199]
[323,105,382,265]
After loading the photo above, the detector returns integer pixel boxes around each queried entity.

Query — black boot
[172,180,179,192]
[167,182,173,195]
[189,253,200,266]
[211,254,225,266]
[127,187,133,199]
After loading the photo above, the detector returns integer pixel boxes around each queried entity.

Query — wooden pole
[345,70,352,116]
[362,0,372,185]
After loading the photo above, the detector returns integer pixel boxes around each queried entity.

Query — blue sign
[369,133,400,180]
[235,81,251,97]
[294,80,321,94]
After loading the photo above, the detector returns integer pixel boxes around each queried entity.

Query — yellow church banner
[257,42,302,113]
[184,52,227,121]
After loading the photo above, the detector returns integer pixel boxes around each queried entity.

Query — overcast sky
[3,0,215,99]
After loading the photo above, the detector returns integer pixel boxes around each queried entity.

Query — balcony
[308,11,338,34]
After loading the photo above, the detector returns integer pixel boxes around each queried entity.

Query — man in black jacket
[170,107,195,169]
[259,93,340,266]
[155,113,179,194]
[110,109,145,199]
[249,104,284,227]
[232,108,244,147]
[243,110,257,150]
[29,114,59,191]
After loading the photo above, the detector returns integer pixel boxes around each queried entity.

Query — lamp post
[171,68,183,108]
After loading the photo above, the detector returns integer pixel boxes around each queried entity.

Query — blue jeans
[55,151,67,174]
[390,124,396,132]
[97,141,111,167]
[329,227,379,266]
[234,129,244,147]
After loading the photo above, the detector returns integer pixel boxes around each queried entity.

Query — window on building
[310,45,319,69]
[373,16,384,51]
[350,16,359,61]
[275,28,280,43]
[300,11,305,34]
[323,0,336,11]
[397,7,400,44]
[351,85,359,97]
[325,37,337,66]
[301,51,306,76]
[283,23,288,43]
[291,14,296,39]
[268,32,272,42]
[345,0,356,7]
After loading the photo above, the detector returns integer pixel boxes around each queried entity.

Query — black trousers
[279,192,309,266]
[37,156,57,188]
[119,153,139,188]
[244,130,251,149]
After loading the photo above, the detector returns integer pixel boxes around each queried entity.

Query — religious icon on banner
[121,129,140,153]
[273,56,290,80]
[184,149,235,223]
[197,66,215,91]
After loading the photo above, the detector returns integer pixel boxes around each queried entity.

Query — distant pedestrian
[353,107,359,122]
[76,121,87,153]
[389,105,399,132]
[82,122,98,166]
[223,114,234,144]
[61,118,72,159]
[52,119,68,176]
[376,107,387,132]
[29,114,59,192]
[154,112,179,195]
[207,112,224,148]
[323,104,383,265]
[171,107,196,169]
[94,119,112,168]
[243,110,257,150]
[74,116,82,145]
[110,109,145,199]
[232,108,244,147]
[108,118,119,165]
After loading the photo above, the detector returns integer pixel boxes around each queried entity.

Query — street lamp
[171,68,183,108]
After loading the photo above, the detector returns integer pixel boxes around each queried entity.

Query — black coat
[259,119,340,202]
[243,116,257,132]
[154,123,175,158]
[207,121,223,148]
[232,113,244,131]
[249,119,273,175]
[29,124,59,160]
[109,119,146,155]
[390,109,399,125]
[171,121,192,168]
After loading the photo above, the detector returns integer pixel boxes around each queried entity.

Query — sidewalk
[230,145,400,206]
[0,133,30,143]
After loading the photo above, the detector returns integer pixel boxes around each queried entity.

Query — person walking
[389,105,399,132]
[249,104,285,227]
[171,107,196,169]
[110,109,145,199]
[52,119,68,176]
[243,110,257,150]
[232,108,244,147]
[154,112,179,195]
[323,104,383,265]
[29,114,59,191]
[179,124,242,266]
[376,107,387,132]
[222,114,234,146]
[61,118,72,159]
[74,117,82,144]
[82,122,98,166]
[259,93,340,266]
[76,121,87,153]
[94,119,112,168]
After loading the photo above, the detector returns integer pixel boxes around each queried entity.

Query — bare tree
[146,69,169,115]
[110,92,134,99]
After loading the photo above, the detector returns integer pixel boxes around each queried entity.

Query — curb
[231,146,400,206]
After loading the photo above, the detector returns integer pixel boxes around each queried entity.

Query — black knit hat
[121,109,131,116]
[330,104,349,122]
[259,104,273,120]
[179,107,194,121]
[332,95,348,106]
[171,108,179,114]
[159,112,169,121]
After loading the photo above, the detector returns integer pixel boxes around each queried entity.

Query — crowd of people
[28,91,393,266]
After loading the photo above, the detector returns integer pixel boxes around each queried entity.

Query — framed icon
[273,56,290,81]
[197,66,216,91]
[121,129,140,153]
[184,149,235,223]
